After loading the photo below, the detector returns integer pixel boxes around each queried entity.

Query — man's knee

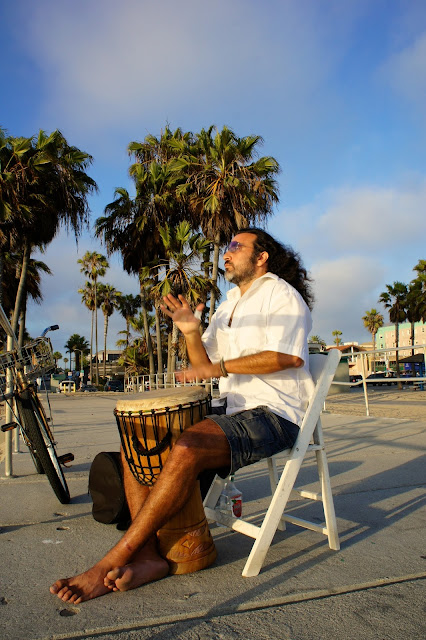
[172,418,230,470]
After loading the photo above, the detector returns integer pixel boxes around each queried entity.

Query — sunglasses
[225,241,247,253]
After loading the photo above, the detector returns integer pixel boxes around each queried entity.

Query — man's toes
[115,568,134,590]
[69,594,82,604]
[50,580,64,594]
[106,567,121,582]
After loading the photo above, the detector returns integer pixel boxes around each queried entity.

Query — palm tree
[78,252,109,384]
[128,127,199,364]
[78,281,96,383]
[52,351,62,368]
[379,282,408,387]
[332,330,342,346]
[0,129,97,335]
[411,260,426,324]
[171,125,280,321]
[129,311,156,343]
[150,221,212,371]
[118,341,149,376]
[310,335,326,346]
[2,252,52,346]
[64,334,89,371]
[96,188,153,373]
[362,308,384,372]
[117,293,141,347]
[98,283,122,379]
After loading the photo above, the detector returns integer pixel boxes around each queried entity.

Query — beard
[225,253,258,285]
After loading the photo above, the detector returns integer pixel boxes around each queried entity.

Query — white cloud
[310,255,385,344]
[317,181,426,251]
[272,177,426,343]
[275,178,426,262]
[19,0,357,132]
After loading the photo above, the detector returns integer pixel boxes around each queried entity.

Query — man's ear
[257,251,269,267]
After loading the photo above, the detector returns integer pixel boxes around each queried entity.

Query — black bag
[88,452,131,530]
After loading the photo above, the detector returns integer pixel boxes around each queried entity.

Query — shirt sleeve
[201,313,221,362]
[264,282,312,361]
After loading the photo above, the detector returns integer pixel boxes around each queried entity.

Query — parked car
[79,383,98,392]
[104,379,124,392]
[58,380,77,393]
[366,372,397,386]
[350,374,362,384]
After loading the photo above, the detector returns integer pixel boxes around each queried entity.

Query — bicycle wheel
[25,393,55,474]
[15,390,70,504]
[26,440,45,474]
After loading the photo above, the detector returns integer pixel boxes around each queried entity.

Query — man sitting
[50,227,314,603]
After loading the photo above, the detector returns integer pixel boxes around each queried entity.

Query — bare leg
[50,451,167,603]
[104,451,169,592]
[50,419,230,602]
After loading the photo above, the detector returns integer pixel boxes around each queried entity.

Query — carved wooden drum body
[114,386,217,575]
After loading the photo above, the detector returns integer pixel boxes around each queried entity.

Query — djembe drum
[114,386,217,575]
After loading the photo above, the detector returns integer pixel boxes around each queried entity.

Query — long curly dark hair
[238,227,314,310]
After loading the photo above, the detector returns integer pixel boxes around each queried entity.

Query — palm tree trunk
[167,332,172,385]
[139,286,155,374]
[395,322,402,390]
[11,242,30,335]
[90,308,94,382]
[94,276,99,385]
[202,245,211,329]
[0,250,3,307]
[372,331,376,373]
[103,314,108,379]
[155,304,163,385]
[208,233,221,324]
[18,303,26,349]
[170,322,179,375]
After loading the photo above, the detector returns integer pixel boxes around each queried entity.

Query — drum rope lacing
[114,397,211,486]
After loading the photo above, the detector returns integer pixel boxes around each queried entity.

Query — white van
[58,380,76,393]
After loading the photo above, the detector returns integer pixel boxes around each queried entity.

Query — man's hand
[160,294,204,336]
[175,361,221,384]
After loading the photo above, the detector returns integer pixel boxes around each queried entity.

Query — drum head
[115,385,208,413]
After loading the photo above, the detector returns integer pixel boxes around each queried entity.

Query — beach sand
[325,387,426,421]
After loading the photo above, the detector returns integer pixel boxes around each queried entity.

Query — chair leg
[242,453,305,577]
[316,448,340,550]
[267,457,286,531]
[203,474,225,510]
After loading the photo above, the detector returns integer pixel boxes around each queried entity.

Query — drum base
[157,483,217,575]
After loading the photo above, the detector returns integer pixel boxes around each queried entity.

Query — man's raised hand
[160,294,204,335]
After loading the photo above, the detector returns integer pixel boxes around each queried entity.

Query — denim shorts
[206,404,300,477]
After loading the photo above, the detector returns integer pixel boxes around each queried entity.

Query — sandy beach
[325,387,426,421]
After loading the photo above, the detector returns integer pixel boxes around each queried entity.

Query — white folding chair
[203,348,341,577]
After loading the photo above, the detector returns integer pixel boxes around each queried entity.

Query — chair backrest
[309,350,341,386]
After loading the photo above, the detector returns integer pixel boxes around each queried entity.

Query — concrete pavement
[1,392,425,640]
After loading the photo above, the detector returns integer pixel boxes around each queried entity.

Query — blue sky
[2,0,426,358]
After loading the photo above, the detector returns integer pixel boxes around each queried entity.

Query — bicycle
[0,304,74,503]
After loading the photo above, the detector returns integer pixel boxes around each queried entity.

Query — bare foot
[104,549,169,592]
[50,561,114,604]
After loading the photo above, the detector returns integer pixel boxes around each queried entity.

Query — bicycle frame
[0,303,72,502]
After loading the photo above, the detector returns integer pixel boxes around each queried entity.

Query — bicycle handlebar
[41,325,59,337]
